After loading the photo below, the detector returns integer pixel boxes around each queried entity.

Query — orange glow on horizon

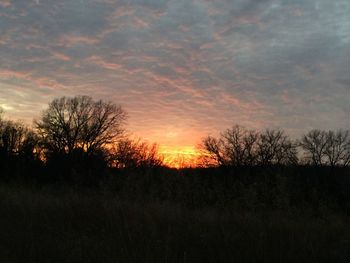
[159,145,202,168]
[132,126,206,168]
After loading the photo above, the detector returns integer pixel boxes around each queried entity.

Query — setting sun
[159,145,202,168]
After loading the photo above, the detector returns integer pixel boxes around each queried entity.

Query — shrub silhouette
[110,138,164,169]
[0,119,41,181]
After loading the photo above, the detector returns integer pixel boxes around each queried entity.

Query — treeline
[200,125,350,167]
[1,95,350,186]
[0,96,163,185]
[2,96,350,213]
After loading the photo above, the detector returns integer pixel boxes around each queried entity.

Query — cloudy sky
[1,0,350,162]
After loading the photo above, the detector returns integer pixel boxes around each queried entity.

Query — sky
[1,0,350,166]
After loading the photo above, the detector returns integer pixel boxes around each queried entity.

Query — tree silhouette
[200,126,298,167]
[301,129,350,167]
[0,119,41,181]
[201,135,226,166]
[200,126,261,167]
[0,120,39,160]
[36,96,126,157]
[300,130,329,166]
[222,125,259,166]
[257,129,298,166]
[111,138,163,168]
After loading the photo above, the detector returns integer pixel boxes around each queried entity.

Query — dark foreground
[1,181,350,263]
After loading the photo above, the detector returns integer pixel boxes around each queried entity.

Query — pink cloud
[132,17,149,28]
[142,70,205,98]
[0,70,29,79]
[51,51,71,61]
[85,56,122,70]
[0,69,67,92]
[57,34,99,48]
[0,0,11,8]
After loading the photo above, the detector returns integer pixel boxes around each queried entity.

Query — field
[1,167,350,263]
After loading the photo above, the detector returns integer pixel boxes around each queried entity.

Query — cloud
[56,34,100,47]
[85,56,122,70]
[0,0,11,7]
[1,0,350,155]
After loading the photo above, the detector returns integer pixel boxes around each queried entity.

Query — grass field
[1,183,350,263]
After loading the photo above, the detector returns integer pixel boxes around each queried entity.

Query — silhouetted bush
[110,138,164,169]
[44,148,110,186]
[0,119,42,182]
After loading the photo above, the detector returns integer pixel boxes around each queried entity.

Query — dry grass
[0,183,350,263]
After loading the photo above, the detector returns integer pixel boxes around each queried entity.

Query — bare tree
[324,130,350,167]
[200,125,261,167]
[111,138,163,168]
[200,135,226,166]
[0,120,39,159]
[300,130,329,166]
[36,96,126,156]
[257,129,298,166]
[221,125,260,166]
[200,126,297,167]
[343,142,350,167]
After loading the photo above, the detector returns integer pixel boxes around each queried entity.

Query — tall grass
[1,182,350,262]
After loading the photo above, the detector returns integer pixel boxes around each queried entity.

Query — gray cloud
[1,0,350,152]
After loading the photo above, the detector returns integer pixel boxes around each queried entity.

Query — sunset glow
[2,2,350,261]
[159,145,202,168]
[1,0,350,167]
